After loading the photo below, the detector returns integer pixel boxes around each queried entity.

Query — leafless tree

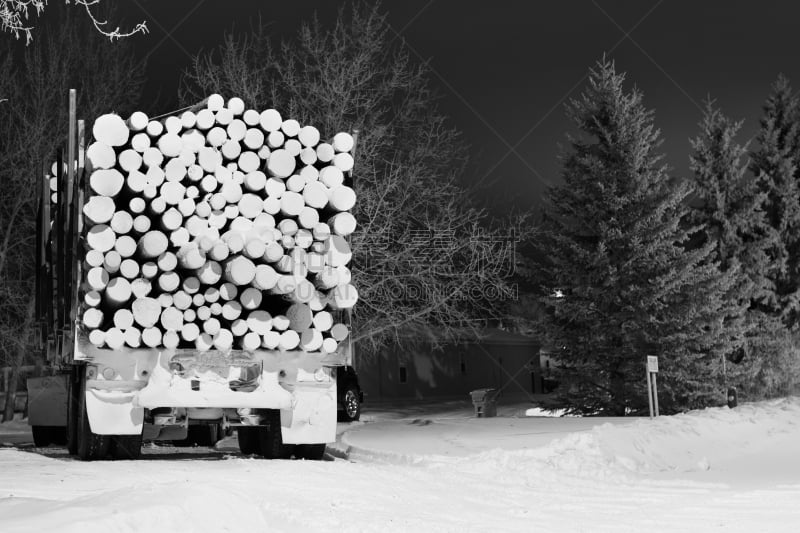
[0,7,144,420]
[1,0,147,44]
[183,3,529,356]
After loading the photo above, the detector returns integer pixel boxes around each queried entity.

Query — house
[354,328,542,402]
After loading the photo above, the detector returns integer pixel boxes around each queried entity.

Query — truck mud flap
[85,389,144,435]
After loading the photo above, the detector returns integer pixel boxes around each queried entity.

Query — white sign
[647,355,659,373]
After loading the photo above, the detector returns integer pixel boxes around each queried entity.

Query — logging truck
[29,91,359,460]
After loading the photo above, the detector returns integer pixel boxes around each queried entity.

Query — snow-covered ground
[2,398,800,532]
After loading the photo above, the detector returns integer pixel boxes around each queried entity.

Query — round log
[104,249,123,273]
[110,210,133,235]
[244,128,264,150]
[197,260,223,285]
[302,181,329,209]
[281,119,300,137]
[88,329,106,347]
[224,256,256,286]
[178,243,206,269]
[240,331,260,352]
[131,133,151,153]
[227,118,247,141]
[253,264,278,291]
[83,196,116,225]
[93,114,129,147]
[113,308,134,330]
[319,166,344,188]
[143,148,165,170]
[266,149,295,178]
[298,125,320,147]
[312,311,333,332]
[90,169,124,197]
[286,174,305,193]
[173,290,192,310]
[84,290,102,307]
[105,277,132,306]
[213,329,234,351]
[129,198,146,214]
[181,322,200,342]
[207,93,225,111]
[196,109,215,130]
[220,283,238,301]
[119,149,142,173]
[278,330,300,350]
[131,278,152,298]
[330,323,350,341]
[158,293,174,308]
[280,191,304,217]
[286,303,313,332]
[138,231,169,258]
[261,330,280,349]
[314,267,339,290]
[105,328,126,350]
[132,215,151,234]
[239,287,263,310]
[163,330,180,349]
[198,146,222,173]
[329,212,357,236]
[83,308,104,329]
[196,305,211,321]
[87,224,116,253]
[158,271,180,293]
[132,297,161,328]
[324,235,352,267]
[86,142,116,169]
[124,327,142,348]
[160,306,183,332]
[332,132,354,153]
[142,327,163,348]
[316,143,334,163]
[165,115,182,135]
[284,139,302,157]
[184,309,197,323]
[259,109,282,132]
[246,310,272,335]
[321,337,339,353]
[272,315,290,331]
[128,111,149,132]
[300,329,323,351]
[221,300,242,322]
[238,151,260,174]
[299,147,317,166]
[146,120,163,137]
[119,259,140,280]
[333,152,355,172]
[181,110,197,129]
[86,250,104,268]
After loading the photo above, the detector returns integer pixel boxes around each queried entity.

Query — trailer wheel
[237,427,259,455]
[257,410,292,459]
[110,434,143,460]
[76,376,111,461]
[295,444,326,461]
[32,426,52,447]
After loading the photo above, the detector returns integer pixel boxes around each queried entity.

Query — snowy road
[2,399,800,532]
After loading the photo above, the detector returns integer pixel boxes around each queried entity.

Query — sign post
[646,355,659,418]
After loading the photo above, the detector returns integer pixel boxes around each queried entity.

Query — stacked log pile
[71,94,357,352]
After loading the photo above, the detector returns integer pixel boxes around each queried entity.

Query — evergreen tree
[750,75,800,328]
[530,59,744,415]
[688,101,786,392]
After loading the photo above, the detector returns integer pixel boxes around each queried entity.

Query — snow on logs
[76,94,357,352]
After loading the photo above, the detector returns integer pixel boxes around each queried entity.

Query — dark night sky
[118,1,800,211]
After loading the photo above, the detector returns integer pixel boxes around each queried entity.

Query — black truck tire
[237,427,259,455]
[295,444,326,461]
[110,434,143,460]
[76,375,111,461]
[31,426,52,447]
[256,410,292,459]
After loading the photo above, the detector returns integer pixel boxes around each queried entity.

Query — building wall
[356,340,541,402]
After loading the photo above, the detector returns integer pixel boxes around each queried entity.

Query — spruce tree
[531,59,743,415]
[750,75,800,328]
[688,102,783,385]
